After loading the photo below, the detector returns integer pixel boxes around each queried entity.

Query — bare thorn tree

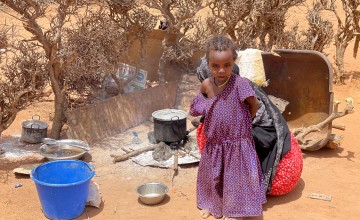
[304,1,334,52]
[0,24,47,136]
[145,0,210,83]
[253,0,306,51]
[208,0,254,43]
[275,1,333,52]
[62,2,156,102]
[0,0,88,139]
[0,0,156,138]
[107,0,157,91]
[321,0,360,84]
[62,6,129,103]
[208,0,306,51]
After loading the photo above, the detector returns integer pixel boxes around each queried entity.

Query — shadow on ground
[263,178,305,210]
[302,146,355,162]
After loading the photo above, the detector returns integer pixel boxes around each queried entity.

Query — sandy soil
[1,1,360,220]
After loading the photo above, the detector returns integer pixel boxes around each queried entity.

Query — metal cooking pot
[152,109,187,143]
[21,114,48,144]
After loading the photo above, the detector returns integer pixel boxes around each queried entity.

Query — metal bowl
[39,139,90,161]
[39,144,87,161]
[136,182,168,205]
[41,138,58,145]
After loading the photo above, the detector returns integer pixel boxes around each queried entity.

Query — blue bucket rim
[30,160,95,187]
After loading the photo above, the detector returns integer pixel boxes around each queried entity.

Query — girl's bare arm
[245,96,259,119]
[200,78,210,96]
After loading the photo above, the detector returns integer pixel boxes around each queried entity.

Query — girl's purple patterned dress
[190,74,266,218]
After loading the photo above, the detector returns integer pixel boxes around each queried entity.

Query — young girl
[189,35,266,220]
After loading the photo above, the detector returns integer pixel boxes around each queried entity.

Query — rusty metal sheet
[262,49,333,150]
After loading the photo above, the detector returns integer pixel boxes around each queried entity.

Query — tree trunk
[353,35,359,58]
[50,89,66,139]
[158,33,170,83]
[227,28,237,43]
[259,30,268,50]
[48,61,66,139]
[334,41,348,84]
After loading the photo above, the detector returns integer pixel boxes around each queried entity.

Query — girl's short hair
[205,35,238,61]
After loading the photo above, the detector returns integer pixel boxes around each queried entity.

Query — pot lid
[152,109,187,121]
[22,120,48,129]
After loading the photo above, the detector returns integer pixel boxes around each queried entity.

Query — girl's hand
[245,96,259,119]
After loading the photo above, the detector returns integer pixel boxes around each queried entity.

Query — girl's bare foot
[200,209,211,219]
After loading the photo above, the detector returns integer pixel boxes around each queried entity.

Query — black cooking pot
[152,109,187,143]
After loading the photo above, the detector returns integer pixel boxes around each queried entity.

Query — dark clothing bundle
[251,83,291,193]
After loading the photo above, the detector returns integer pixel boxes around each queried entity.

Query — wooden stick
[332,122,346,130]
[173,151,179,171]
[110,147,133,157]
[121,147,132,153]
[112,143,161,163]
[296,98,353,146]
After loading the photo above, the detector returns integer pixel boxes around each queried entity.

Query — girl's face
[208,48,234,81]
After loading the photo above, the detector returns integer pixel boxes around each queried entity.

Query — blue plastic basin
[31,160,95,220]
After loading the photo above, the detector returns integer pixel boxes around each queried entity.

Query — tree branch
[295,98,354,148]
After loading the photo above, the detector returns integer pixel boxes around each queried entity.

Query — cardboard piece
[309,193,332,201]
[13,163,42,175]
[102,63,148,94]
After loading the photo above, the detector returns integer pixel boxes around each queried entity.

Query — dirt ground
[1,2,360,220]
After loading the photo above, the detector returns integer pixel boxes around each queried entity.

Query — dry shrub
[161,16,211,71]
[320,0,360,83]
[62,8,130,99]
[207,0,334,53]
[1,0,157,136]
[249,0,307,50]
[208,0,253,43]
[304,2,333,52]
[0,25,47,134]
[276,1,333,52]
[62,2,157,103]
[206,0,307,50]
[144,0,210,81]
[0,25,8,49]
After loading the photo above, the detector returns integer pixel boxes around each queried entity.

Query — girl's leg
[197,123,215,219]
[224,217,245,220]
[224,216,263,220]
[199,209,211,219]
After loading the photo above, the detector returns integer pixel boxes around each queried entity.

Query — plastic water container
[132,131,142,144]
[31,160,95,220]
